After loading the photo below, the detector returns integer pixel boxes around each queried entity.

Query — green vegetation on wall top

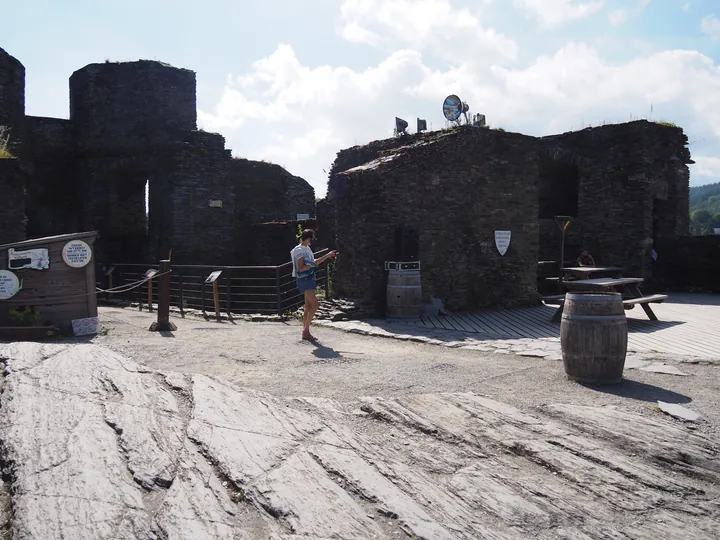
[0,126,14,159]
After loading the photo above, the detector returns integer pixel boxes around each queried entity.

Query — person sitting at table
[577,249,596,267]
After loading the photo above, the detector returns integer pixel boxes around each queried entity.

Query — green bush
[0,127,14,159]
[8,307,40,327]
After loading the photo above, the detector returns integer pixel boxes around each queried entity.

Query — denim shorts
[296,276,317,293]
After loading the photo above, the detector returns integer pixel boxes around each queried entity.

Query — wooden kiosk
[0,231,99,339]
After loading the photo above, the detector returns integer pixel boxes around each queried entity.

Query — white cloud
[338,0,518,63]
[702,15,720,40]
[683,3,691,12]
[406,44,720,142]
[692,156,720,180]
[199,2,720,195]
[199,45,434,190]
[514,0,604,27]
[609,0,650,26]
[609,9,628,25]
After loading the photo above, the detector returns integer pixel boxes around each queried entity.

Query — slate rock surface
[0,343,718,539]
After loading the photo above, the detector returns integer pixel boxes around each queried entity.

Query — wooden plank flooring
[397,293,720,359]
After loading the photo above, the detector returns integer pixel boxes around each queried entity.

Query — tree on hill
[689,183,720,235]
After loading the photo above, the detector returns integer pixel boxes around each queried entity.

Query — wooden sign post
[150,260,176,332]
[104,266,115,301]
[554,216,573,288]
[205,271,223,322]
[145,269,158,312]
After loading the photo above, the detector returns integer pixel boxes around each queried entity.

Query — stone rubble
[658,401,702,422]
[293,298,376,322]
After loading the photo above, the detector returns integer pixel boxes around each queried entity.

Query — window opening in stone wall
[111,175,149,237]
[538,159,579,219]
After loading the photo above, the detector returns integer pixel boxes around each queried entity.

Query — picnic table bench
[545,277,668,322]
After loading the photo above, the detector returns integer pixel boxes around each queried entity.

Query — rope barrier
[0,271,172,304]
[97,271,171,294]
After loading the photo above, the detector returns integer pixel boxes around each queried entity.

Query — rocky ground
[0,306,718,539]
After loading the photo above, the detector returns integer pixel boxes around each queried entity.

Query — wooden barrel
[386,269,422,319]
[560,292,628,384]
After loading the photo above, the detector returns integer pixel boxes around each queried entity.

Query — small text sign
[62,240,92,268]
[494,230,511,256]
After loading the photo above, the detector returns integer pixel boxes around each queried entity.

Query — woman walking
[291,229,336,341]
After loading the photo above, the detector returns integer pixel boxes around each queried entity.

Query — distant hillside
[689,182,720,235]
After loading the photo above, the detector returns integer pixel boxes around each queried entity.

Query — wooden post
[204,271,222,321]
[178,273,185,318]
[147,275,154,313]
[212,280,221,322]
[275,267,282,316]
[106,268,113,301]
[226,275,233,322]
[324,266,330,300]
[555,216,573,292]
[150,260,177,332]
[559,227,566,287]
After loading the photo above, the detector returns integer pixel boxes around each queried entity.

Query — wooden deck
[397,293,720,359]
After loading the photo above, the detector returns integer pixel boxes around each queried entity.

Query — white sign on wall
[0,270,21,300]
[494,230,512,256]
[296,213,310,220]
[62,240,92,268]
[8,248,49,270]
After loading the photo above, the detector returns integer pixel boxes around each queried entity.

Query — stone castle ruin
[2,45,696,313]
[0,46,314,264]
[319,120,692,311]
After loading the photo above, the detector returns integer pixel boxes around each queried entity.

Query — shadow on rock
[582,378,692,404]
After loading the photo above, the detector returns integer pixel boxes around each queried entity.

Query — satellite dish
[443,95,463,122]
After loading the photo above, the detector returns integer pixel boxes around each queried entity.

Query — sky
[3,0,720,197]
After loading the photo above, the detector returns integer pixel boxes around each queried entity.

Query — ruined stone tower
[0,48,315,264]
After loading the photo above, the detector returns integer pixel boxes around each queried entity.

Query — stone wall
[653,236,720,293]
[315,198,336,252]
[327,134,423,201]
[0,47,25,157]
[24,116,78,238]
[539,121,691,277]
[0,159,26,244]
[329,127,540,312]
[69,60,196,154]
[165,131,234,264]
[249,219,316,266]
[230,159,315,225]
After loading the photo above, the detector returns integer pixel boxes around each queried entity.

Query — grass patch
[653,120,679,128]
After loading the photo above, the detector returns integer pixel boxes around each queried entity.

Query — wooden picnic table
[544,267,625,290]
[549,277,667,322]
[562,266,624,279]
